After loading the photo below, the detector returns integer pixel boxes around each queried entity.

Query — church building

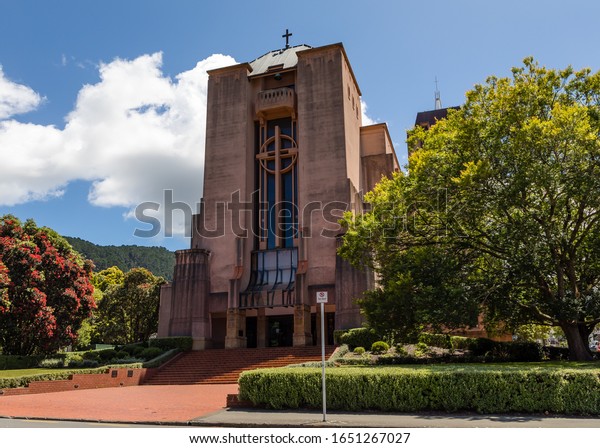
[158,37,399,350]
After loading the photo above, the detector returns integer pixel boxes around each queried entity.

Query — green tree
[95,268,165,344]
[513,324,552,343]
[75,266,126,348]
[92,266,125,292]
[0,215,96,355]
[341,58,600,361]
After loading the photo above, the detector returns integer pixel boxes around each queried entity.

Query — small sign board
[316,291,328,303]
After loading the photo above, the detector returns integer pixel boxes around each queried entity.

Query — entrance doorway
[268,315,293,347]
[311,312,335,346]
[246,316,257,348]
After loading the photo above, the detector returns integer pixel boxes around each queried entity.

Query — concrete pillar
[225,308,247,349]
[157,284,172,338]
[293,304,312,346]
[163,249,211,350]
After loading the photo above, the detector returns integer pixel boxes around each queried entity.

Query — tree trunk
[561,322,593,361]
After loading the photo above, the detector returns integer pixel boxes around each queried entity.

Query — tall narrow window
[256,117,298,249]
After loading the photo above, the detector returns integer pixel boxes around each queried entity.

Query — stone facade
[158,42,399,349]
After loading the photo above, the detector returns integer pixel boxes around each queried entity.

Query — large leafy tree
[95,267,164,344]
[0,215,96,355]
[341,58,600,360]
[75,266,125,349]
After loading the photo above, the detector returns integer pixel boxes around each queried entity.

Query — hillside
[65,236,175,281]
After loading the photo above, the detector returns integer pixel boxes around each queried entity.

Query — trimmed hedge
[148,337,193,352]
[339,328,382,350]
[414,334,545,362]
[238,366,600,415]
[450,335,478,350]
[0,355,45,370]
[371,341,390,354]
[97,349,118,361]
[0,367,110,390]
[419,333,452,349]
[140,347,164,360]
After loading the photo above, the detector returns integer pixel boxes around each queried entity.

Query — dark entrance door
[246,317,257,348]
[311,312,335,345]
[268,315,294,347]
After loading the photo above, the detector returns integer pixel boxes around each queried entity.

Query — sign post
[316,291,328,422]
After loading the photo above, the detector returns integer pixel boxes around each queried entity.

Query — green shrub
[330,357,375,366]
[148,337,193,351]
[109,358,144,366]
[468,338,496,356]
[140,347,163,360]
[0,367,109,389]
[116,350,129,359]
[395,345,409,357]
[450,336,478,350]
[329,345,349,361]
[38,358,64,368]
[333,330,347,345]
[0,355,45,370]
[80,360,99,368]
[414,342,430,357]
[371,341,390,354]
[122,343,146,356]
[82,351,101,361]
[98,349,118,361]
[419,333,452,349]
[339,328,381,350]
[544,346,570,361]
[451,338,544,362]
[238,366,600,415]
[353,347,365,355]
[488,341,544,362]
[66,354,84,367]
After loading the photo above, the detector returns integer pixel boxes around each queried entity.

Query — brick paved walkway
[0,384,238,424]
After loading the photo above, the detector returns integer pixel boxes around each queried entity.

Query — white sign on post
[317,291,328,303]
[316,291,328,422]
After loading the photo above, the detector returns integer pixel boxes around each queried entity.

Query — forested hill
[65,236,176,281]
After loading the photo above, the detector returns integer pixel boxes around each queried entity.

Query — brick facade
[0,368,152,397]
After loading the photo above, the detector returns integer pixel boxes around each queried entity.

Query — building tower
[158,40,399,350]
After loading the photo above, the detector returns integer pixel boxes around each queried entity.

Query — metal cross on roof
[282,29,292,49]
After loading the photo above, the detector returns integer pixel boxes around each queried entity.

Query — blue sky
[1,0,600,251]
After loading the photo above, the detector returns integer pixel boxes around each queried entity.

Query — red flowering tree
[0,215,96,355]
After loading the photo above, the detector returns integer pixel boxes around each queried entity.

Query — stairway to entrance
[143,345,336,385]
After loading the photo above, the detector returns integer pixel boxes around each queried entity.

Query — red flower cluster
[0,215,96,355]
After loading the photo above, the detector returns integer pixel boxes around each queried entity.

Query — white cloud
[0,67,44,119]
[0,54,380,240]
[0,52,237,237]
[361,98,375,126]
